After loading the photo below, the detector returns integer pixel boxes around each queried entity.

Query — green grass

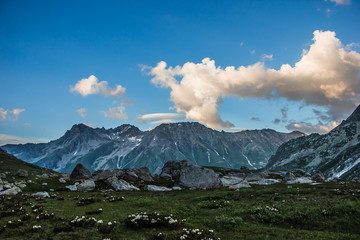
[1,181,360,240]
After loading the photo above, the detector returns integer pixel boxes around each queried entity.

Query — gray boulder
[122,170,138,182]
[77,179,96,191]
[0,185,3,191]
[160,160,221,189]
[229,180,251,189]
[32,192,50,198]
[312,172,325,182]
[105,176,139,191]
[220,175,245,187]
[287,177,313,184]
[70,164,91,179]
[16,169,29,178]
[0,186,22,195]
[133,167,154,182]
[59,178,66,183]
[144,185,172,191]
[246,169,269,181]
[92,169,124,181]
[0,172,6,178]
[249,179,281,185]
[284,172,296,181]
[65,182,79,191]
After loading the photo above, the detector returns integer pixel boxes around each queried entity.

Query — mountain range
[267,105,360,180]
[2,122,303,174]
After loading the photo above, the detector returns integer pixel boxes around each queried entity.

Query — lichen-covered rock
[160,160,221,189]
[70,164,91,179]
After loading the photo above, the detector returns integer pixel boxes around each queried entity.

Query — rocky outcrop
[32,192,50,198]
[70,164,91,179]
[160,160,221,189]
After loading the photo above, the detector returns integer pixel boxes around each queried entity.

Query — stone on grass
[133,167,154,182]
[70,164,91,179]
[92,169,124,181]
[105,176,139,191]
[228,181,251,189]
[144,185,172,191]
[246,169,269,181]
[16,169,29,178]
[220,175,245,187]
[287,177,313,184]
[32,192,50,198]
[0,186,22,195]
[249,179,281,185]
[76,179,95,192]
[65,182,79,191]
[312,172,325,182]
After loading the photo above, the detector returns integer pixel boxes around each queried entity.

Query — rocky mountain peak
[69,123,93,133]
[342,104,360,124]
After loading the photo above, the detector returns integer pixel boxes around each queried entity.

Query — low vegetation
[0,180,359,240]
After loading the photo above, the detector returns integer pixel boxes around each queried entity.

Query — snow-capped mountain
[2,122,303,174]
[266,105,360,180]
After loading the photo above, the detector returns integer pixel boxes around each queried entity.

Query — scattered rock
[0,173,6,178]
[38,173,49,178]
[0,186,22,195]
[220,175,245,187]
[284,172,296,181]
[144,185,172,191]
[160,160,221,189]
[32,192,50,198]
[105,176,139,191]
[77,180,96,192]
[59,178,66,183]
[229,180,251,189]
[60,174,70,181]
[65,182,79,191]
[133,167,154,182]
[92,169,124,181]
[70,164,91,179]
[42,183,48,186]
[287,177,313,184]
[246,169,269,181]
[312,172,325,182]
[249,179,281,185]
[0,185,3,191]
[16,169,29,178]
[172,186,182,190]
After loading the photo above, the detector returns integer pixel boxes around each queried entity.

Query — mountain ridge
[2,122,304,174]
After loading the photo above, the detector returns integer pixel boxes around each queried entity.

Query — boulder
[38,173,49,178]
[172,186,182,190]
[59,178,66,183]
[76,179,96,191]
[229,180,251,189]
[16,169,29,178]
[0,185,3,191]
[144,185,172,191]
[249,179,281,185]
[70,164,91,179]
[287,177,313,184]
[65,182,79,191]
[246,169,269,181]
[133,167,154,182]
[312,172,325,182]
[284,172,296,181]
[160,160,221,189]
[0,173,6,178]
[220,175,245,187]
[105,176,139,191]
[122,170,138,182]
[92,169,124,181]
[60,174,70,181]
[32,192,50,198]
[0,186,22,196]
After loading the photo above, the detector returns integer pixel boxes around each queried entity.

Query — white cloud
[346,43,360,51]
[329,0,351,5]
[0,108,25,121]
[24,123,32,126]
[137,113,186,124]
[251,50,256,54]
[102,106,127,120]
[261,54,273,61]
[70,75,126,98]
[76,108,87,119]
[0,133,49,146]
[286,121,339,135]
[148,30,360,130]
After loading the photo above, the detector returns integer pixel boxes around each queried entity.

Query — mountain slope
[3,122,303,174]
[266,105,360,180]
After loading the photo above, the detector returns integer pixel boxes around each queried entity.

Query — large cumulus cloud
[148,30,360,130]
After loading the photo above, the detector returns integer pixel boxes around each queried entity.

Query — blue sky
[1,0,360,144]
